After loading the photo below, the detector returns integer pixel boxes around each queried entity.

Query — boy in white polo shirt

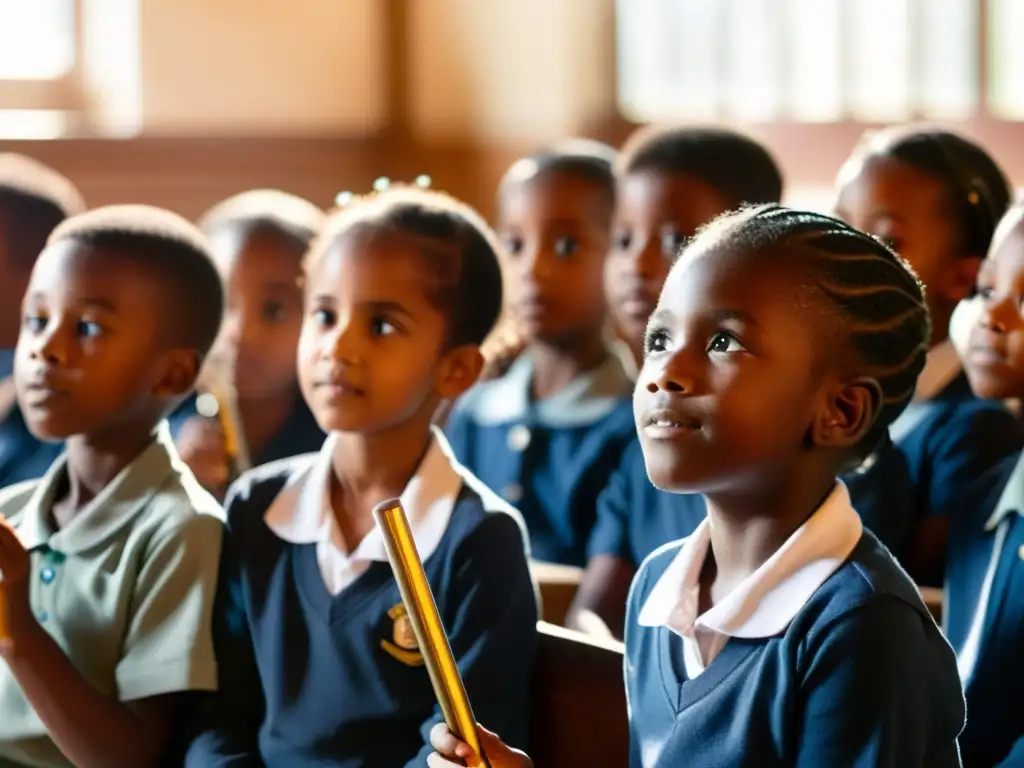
[0,204,226,768]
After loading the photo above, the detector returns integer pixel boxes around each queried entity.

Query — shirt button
[507,425,531,452]
[502,482,523,503]
[40,567,56,584]
[37,610,49,622]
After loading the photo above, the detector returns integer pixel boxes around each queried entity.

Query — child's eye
[644,327,670,355]
[613,230,632,252]
[503,236,524,256]
[708,331,744,354]
[369,316,398,337]
[553,236,579,258]
[23,315,46,333]
[977,286,995,301]
[77,320,103,339]
[261,299,286,323]
[661,230,688,258]
[312,308,336,328]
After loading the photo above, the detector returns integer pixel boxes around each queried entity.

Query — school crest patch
[380,602,424,666]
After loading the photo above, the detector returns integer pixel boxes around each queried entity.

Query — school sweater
[184,444,538,768]
[625,531,965,767]
[946,452,1024,767]
[445,353,635,567]
[588,435,915,568]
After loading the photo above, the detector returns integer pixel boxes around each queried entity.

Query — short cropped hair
[618,126,784,207]
[305,187,503,349]
[49,205,224,356]
[199,189,326,252]
[691,204,930,456]
[850,126,1011,257]
[499,139,617,219]
[0,153,86,270]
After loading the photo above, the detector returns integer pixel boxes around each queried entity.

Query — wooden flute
[373,499,489,768]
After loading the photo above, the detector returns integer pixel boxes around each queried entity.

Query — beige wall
[82,0,388,136]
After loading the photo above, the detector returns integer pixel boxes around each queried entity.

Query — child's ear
[436,345,485,400]
[811,376,884,449]
[153,349,201,398]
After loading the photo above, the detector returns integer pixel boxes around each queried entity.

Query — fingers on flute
[429,722,469,757]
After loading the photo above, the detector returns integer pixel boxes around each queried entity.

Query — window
[0,0,81,137]
[617,0,982,124]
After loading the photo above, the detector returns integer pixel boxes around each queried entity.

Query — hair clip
[373,176,391,193]
[414,174,432,189]
[334,191,354,207]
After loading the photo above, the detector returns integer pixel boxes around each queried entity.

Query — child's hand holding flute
[427,723,533,768]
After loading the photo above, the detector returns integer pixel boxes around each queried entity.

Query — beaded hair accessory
[334,174,433,208]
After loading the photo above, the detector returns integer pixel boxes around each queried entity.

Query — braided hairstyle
[849,127,1011,258]
[695,204,931,456]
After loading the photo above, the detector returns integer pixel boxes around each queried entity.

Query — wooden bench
[528,622,628,767]
[531,561,582,627]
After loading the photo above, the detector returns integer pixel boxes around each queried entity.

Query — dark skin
[570,171,735,636]
[297,232,483,551]
[498,171,612,400]
[429,243,884,768]
[177,226,307,494]
[834,153,980,347]
[962,208,1024,401]
[835,152,981,582]
[635,246,880,599]
[0,210,41,349]
[604,171,734,367]
[0,240,201,768]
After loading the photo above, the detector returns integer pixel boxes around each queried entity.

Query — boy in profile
[0,205,225,768]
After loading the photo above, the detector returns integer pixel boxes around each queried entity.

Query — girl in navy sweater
[430,205,964,768]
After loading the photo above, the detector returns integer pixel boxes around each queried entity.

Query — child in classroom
[944,201,1024,768]
[444,142,636,567]
[171,189,326,496]
[0,205,225,768]
[834,126,1022,585]
[430,205,965,768]
[184,187,537,768]
[570,126,787,635]
[0,154,86,487]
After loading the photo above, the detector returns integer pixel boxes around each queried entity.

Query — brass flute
[195,352,252,476]
[373,499,489,768]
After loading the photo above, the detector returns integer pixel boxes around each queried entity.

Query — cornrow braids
[698,204,931,453]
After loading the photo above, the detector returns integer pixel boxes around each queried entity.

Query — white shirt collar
[984,450,1024,531]
[638,482,863,640]
[264,425,464,571]
[914,340,961,401]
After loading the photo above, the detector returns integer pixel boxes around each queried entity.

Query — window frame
[0,0,86,114]
[608,0,1023,188]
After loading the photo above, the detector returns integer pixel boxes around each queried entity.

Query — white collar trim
[263,425,464,563]
[638,482,863,639]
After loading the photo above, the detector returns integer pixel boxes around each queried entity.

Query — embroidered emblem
[380,602,424,666]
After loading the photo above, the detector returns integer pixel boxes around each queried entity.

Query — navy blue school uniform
[891,345,1021,576]
[945,452,1024,767]
[444,352,635,566]
[0,348,62,487]
[588,434,914,568]
[168,389,325,465]
[624,483,964,767]
[184,428,538,768]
